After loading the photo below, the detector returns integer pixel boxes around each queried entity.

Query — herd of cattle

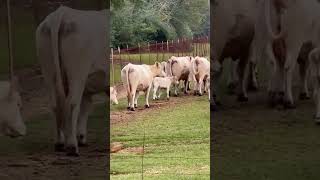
[211,0,320,123]
[110,56,210,111]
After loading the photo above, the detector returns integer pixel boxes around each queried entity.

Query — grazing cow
[212,0,257,104]
[166,56,192,96]
[253,0,320,108]
[121,62,164,111]
[36,6,107,156]
[110,87,118,105]
[190,56,210,96]
[152,76,179,100]
[0,79,26,137]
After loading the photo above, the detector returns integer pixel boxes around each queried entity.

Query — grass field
[110,95,210,179]
[213,59,320,179]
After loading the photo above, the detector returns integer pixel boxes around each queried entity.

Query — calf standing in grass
[110,87,118,105]
[121,62,165,111]
[152,76,178,100]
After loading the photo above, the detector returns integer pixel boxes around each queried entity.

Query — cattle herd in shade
[110,55,210,111]
[211,0,320,124]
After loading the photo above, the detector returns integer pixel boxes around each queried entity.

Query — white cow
[0,79,26,137]
[166,56,192,96]
[36,6,107,156]
[190,56,210,96]
[121,62,164,111]
[253,0,320,108]
[152,76,178,100]
[110,87,118,105]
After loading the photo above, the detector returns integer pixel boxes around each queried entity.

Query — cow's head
[0,78,26,138]
[151,62,165,77]
[110,87,118,105]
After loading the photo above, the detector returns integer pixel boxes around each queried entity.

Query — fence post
[111,48,114,86]
[118,46,122,69]
[139,43,142,64]
[148,42,151,64]
[177,39,180,57]
[161,41,164,61]
[167,40,169,59]
[156,41,159,62]
[192,37,195,57]
[127,44,130,62]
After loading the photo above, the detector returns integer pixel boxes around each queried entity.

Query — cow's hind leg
[77,95,93,147]
[134,91,139,108]
[53,105,65,152]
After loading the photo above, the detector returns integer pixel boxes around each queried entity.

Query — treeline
[111,0,209,48]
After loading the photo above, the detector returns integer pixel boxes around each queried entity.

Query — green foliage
[111,0,209,48]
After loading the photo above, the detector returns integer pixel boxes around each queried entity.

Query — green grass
[214,58,320,179]
[110,96,210,179]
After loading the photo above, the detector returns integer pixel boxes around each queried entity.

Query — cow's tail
[170,61,174,76]
[192,58,199,75]
[264,0,285,40]
[126,65,132,94]
[50,7,66,101]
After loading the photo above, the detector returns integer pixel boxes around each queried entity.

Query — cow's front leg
[284,50,300,109]
[198,78,204,96]
[145,85,152,108]
[77,95,93,147]
[152,87,157,100]
[174,82,178,96]
[237,58,249,102]
[299,59,310,100]
[184,80,188,94]
[166,88,170,100]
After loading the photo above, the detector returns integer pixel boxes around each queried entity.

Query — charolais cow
[110,87,118,105]
[190,56,210,96]
[253,0,319,108]
[152,76,179,100]
[0,79,26,137]
[166,56,192,96]
[212,0,257,105]
[121,62,165,111]
[36,6,107,156]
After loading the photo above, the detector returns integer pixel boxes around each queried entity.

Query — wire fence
[110,36,210,86]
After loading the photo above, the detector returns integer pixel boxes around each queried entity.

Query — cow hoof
[174,94,178,97]
[194,92,198,96]
[66,146,79,157]
[299,93,310,100]
[54,143,65,152]
[134,104,138,108]
[314,116,320,125]
[198,93,203,96]
[127,107,130,110]
[167,97,170,101]
[283,101,296,109]
[130,107,135,111]
[77,135,88,147]
[184,91,188,95]
[145,105,150,108]
[237,95,248,102]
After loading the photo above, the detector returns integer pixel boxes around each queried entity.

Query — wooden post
[156,41,158,62]
[161,41,164,61]
[177,39,180,57]
[118,46,121,68]
[111,48,114,85]
[148,42,151,64]
[6,0,14,80]
[167,40,169,59]
[192,37,195,57]
[139,43,142,64]
[127,44,130,62]
[172,40,174,57]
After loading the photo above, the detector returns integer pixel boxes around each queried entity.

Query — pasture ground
[0,66,108,180]
[214,60,320,179]
[110,90,210,179]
